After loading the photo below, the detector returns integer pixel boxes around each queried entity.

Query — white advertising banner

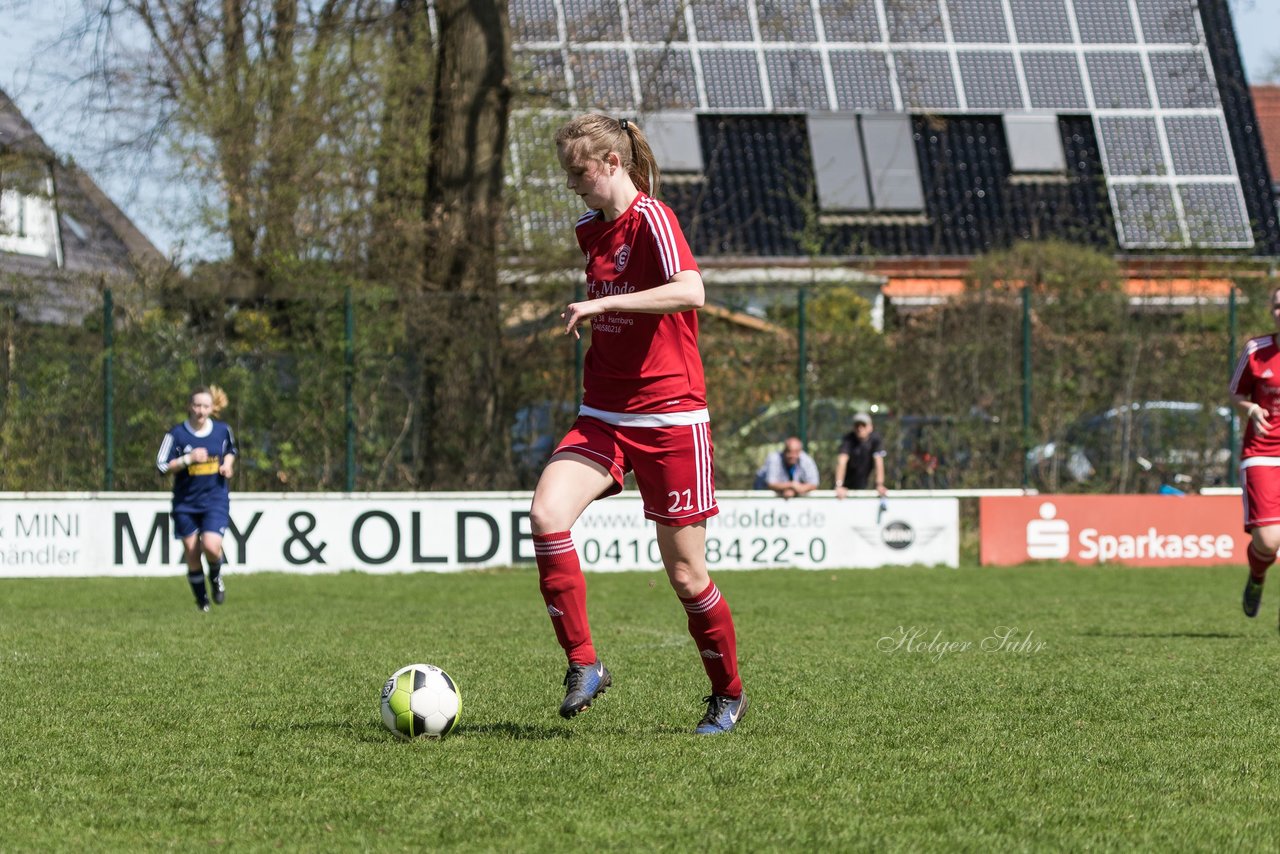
[0,492,959,577]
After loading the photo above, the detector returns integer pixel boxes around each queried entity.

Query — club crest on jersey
[614,243,631,272]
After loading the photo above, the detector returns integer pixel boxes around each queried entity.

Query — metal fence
[0,265,1267,494]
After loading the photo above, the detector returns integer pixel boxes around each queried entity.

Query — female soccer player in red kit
[528,114,746,734]
[1232,285,1280,623]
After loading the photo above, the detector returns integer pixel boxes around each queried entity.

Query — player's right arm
[156,430,194,475]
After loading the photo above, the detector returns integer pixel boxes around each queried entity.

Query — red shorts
[1242,462,1280,531]
[554,415,718,526]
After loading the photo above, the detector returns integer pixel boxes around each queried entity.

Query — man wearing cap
[835,412,888,499]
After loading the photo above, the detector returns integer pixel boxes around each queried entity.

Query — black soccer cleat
[559,659,611,719]
[196,597,211,613]
[210,573,226,606]
[695,692,748,734]
[1244,575,1264,618]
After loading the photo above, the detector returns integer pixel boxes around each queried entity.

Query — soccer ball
[380,663,461,738]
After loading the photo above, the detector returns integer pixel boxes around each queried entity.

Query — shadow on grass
[453,721,572,740]
[1078,631,1245,639]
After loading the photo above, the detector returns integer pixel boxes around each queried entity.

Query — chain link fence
[0,258,1270,494]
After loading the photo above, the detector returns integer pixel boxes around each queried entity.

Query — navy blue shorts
[172,508,230,539]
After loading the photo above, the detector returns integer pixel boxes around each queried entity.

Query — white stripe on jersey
[636,196,682,281]
[156,434,175,472]
[1241,456,1280,468]
[574,209,598,229]
[1230,334,1274,394]
[579,405,710,427]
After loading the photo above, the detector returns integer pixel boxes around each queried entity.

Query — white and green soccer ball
[380,663,461,738]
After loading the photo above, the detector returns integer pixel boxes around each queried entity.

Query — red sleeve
[1230,346,1254,397]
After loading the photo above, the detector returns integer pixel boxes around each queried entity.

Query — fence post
[1228,286,1237,487]
[797,285,808,447]
[103,286,114,491]
[1021,285,1032,489]
[344,286,356,492]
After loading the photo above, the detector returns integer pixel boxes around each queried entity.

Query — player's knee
[1254,528,1280,559]
[528,501,569,536]
[665,563,708,598]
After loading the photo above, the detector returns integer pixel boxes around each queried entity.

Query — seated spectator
[756,436,820,498]
[835,411,888,499]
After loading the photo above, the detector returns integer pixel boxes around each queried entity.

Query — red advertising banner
[980,494,1247,566]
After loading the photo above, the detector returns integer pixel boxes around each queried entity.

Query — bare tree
[410,0,512,487]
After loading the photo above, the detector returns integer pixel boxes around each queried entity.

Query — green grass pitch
[2,564,1279,850]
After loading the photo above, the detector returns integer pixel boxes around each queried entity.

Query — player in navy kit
[156,386,238,612]
[528,114,746,734]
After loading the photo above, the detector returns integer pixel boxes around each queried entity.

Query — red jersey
[1230,334,1280,459]
[574,193,706,414]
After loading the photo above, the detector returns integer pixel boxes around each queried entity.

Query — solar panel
[1162,116,1233,176]
[1148,51,1216,109]
[1112,184,1182,247]
[690,0,754,41]
[766,49,831,110]
[1021,51,1089,110]
[947,0,1010,43]
[1072,0,1138,43]
[818,0,882,42]
[958,51,1024,110]
[1008,0,1074,43]
[635,48,700,110]
[894,50,959,110]
[509,0,560,43]
[1133,0,1200,44]
[1179,183,1253,246]
[1098,116,1164,176]
[700,49,766,109]
[514,50,572,107]
[624,0,688,42]
[1085,52,1152,109]
[756,0,819,42]
[828,49,896,110]
[506,0,1260,252]
[563,0,625,42]
[569,49,633,108]
[885,0,946,42]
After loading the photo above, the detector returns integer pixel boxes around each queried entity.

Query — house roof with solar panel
[506,0,1278,308]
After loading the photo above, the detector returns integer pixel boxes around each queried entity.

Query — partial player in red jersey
[528,114,746,734]
[1231,285,1280,624]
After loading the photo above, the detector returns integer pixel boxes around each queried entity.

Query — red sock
[534,532,596,665]
[680,580,742,698]
[1248,543,1275,583]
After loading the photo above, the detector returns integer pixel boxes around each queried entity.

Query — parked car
[1026,400,1234,493]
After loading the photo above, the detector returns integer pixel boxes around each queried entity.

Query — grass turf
[2,564,1279,851]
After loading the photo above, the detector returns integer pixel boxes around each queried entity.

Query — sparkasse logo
[1026,502,1069,559]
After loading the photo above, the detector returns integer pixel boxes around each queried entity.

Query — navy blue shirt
[156,419,238,513]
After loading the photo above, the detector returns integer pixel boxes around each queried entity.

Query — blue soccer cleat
[559,659,611,719]
[1244,575,1264,618]
[695,692,748,734]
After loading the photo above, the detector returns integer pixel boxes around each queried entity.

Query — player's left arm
[562,271,703,336]
[220,425,239,478]
[1232,392,1271,435]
